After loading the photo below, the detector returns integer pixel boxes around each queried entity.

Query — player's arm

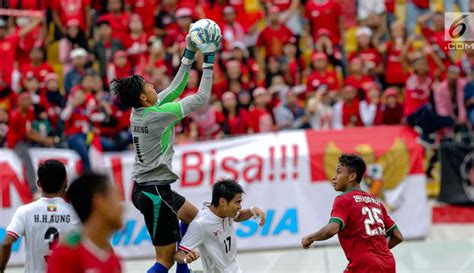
[381,202,403,249]
[234,206,266,226]
[0,234,17,273]
[156,35,196,105]
[301,222,340,249]
[179,24,221,117]
[175,220,204,264]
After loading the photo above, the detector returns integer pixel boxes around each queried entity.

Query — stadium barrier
[0,126,429,265]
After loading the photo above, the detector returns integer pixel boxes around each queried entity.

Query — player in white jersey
[175,179,266,273]
[0,160,80,273]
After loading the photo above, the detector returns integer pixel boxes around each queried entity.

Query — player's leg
[176,200,199,224]
[174,194,198,273]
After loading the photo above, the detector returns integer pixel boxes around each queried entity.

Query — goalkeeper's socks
[147,262,168,273]
[177,222,190,273]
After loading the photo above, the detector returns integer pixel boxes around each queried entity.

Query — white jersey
[178,207,241,273]
[6,197,80,273]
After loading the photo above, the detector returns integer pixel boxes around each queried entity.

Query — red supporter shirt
[125,0,157,34]
[349,49,383,71]
[385,0,395,12]
[305,0,342,44]
[342,100,362,127]
[256,25,293,58]
[266,0,292,11]
[47,234,121,273]
[16,26,44,67]
[20,63,54,83]
[344,75,374,91]
[8,0,47,10]
[330,189,397,273]
[385,42,407,85]
[51,0,91,31]
[123,33,149,67]
[64,105,90,136]
[6,108,34,148]
[403,74,432,116]
[411,0,429,9]
[0,34,20,87]
[248,107,273,133]
[99,13,131,41]
[306,70,340,92]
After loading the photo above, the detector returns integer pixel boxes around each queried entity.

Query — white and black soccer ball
[189,19,221,53]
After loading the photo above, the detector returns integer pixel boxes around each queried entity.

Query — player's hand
[251,207,266,226]
[183,250,200,264]
[198,23,222,54]
[185,25,198,53]
[301,236,314,249]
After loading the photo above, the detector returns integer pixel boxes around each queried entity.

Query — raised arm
[157,36,197,105]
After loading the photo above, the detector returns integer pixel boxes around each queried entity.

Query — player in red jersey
[47,173,124,273]
[301,154,403,273]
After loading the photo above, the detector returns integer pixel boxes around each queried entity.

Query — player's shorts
[131,182,186,246]
[344,257,395,273]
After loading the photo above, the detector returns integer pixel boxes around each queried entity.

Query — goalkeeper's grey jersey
[131,64,213,184]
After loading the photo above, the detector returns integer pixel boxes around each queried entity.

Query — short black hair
[339,154,367,183]
[38,160,67,194]
[211,179,244,207]
[66,173,110,223]
[110,75,145,108]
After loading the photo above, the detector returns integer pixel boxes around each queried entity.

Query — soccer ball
[189,19,221,53]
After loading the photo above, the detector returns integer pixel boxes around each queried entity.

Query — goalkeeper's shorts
[131,182,186,246]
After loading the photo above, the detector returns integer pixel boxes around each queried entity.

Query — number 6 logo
[449,14,469,39]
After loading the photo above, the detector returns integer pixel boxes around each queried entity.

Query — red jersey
[344,75,373,91]
[8,0,46,10]
[48,233,122,273]
[51,0,91,31]
[385,41,407,85]
[6,108,34,149]
[248,107,273,133]
[330,189,397,273]
[99,13,131,41]
[349,48,383,71]
[20,63,54,83]
[403,74,432,117]
[124,33,149,68]
[64,105,91,136]
[125,0,158,34]
[256,25,293,58]
[305,0,342,44]
[0,34,20,88]
[306,70,340,92]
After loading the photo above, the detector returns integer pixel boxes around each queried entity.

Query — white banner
[0,128,429,265]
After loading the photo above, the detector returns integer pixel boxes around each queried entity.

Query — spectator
[333,84,362,129]
[281,36,305,86]
[266,0,302,35]
[61,87,92,171]
[93,19,124,81]
[64,48,89,94]
[107,50,132,81]
[20,47,54,84]
[248,87,274,133]
[465,79,474,127]
[22,74,45,111]
[51,0,92,38]
[304,0,343,45]
[406,0,430,35]
[182,69,199,98]
[124,14,149,69]
[99,0,131,41]
[306,85,333,130]
[59,19,89,76]
[163,7,192,51]
[344,57,374,94]
[256,6,293,61]
[376,20,409,87]
[360,82,384,127]
[457,46,474,78]
[125,0,158,35]
[154,0,178,38]
[434,65,467,129]
[0,82,17,114]
[189,103,224,141]
[14,16,45,68]
[306,52,340,96]
[221,91,250,136]
[265,56,283,88]
[349,27,383,78]
[0,107,8,146]
[42,73,64,130]
[273,89,308,130]
[314,28,344,70]
[382,88,403,125]
[31,105,56,145]
[221,6,246,52]
[0,18,41,89]
[7,92,55,193]
[229,42,257,88]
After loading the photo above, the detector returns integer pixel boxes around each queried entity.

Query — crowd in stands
[0,0,474,189]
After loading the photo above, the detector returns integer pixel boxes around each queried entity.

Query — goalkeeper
[111,24,221,273]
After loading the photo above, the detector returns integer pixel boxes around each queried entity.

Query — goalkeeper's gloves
[200,23,222,69]
[183,25,197,65]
